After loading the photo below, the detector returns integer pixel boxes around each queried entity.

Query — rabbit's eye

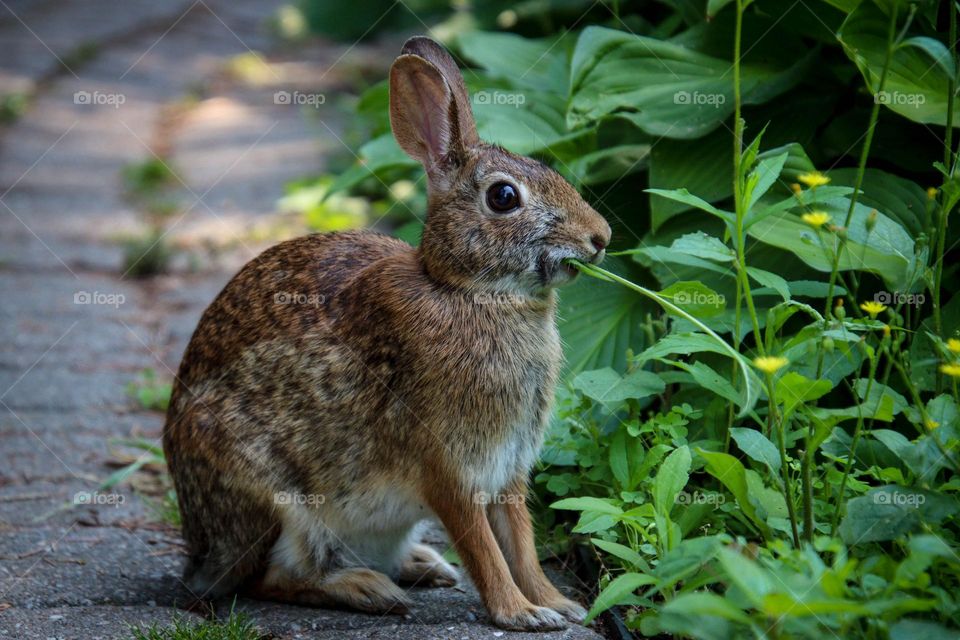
[486,182,521,213]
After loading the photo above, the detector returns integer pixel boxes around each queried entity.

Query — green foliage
[121,227,173,278]
[302,0,960,636]
[126,368,172,412]
[129,607,258,640]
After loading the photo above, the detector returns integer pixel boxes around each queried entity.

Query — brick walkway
[0,1,602,638]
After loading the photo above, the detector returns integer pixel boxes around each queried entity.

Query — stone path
[0,2,603,638]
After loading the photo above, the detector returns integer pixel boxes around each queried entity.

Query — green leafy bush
[304,0,960,636]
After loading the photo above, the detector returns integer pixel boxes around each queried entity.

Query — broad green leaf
[458,31,569,94]
[653,446,692,516]
[661,592,753,624]
[838,3,960,126]
[671,232,735,262]
[647,188,734,223]
[698,449,770,538]
[659,281,727,318]
[590,538,652,572]
[717,547,775,605]
[661,360,742,407]
[584,573,656,623]
[730,428,781,474]
[551,496,624,515]
[747,196,916,290]
[747,267,790,302]
[775,372,833,420]
[573,367,665,403]
[746,151,789,211]
[839,486,960,544]
[569,26,811,136]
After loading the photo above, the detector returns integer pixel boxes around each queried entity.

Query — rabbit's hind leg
[251,515,412,614]
[250,563,412,614]
[397,543,458,588]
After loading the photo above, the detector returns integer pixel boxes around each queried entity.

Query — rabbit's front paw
[492,604,567,632]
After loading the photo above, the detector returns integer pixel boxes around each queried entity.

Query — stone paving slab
[0,1,608,637]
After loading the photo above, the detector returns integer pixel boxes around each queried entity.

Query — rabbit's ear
[390,40,478,173]
[400,37,478,149]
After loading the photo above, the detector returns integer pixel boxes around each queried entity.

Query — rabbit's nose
[587,233,607,263]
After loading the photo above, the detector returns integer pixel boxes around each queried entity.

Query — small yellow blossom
[927,187,938,200]
[948,338,960,354]
[801,211,831,228]
[860,301,887,318]
[942,363,960,378]
[798,171,830,188]
[882,325,891,338]
[754,356,789,375]
[790,183,802,195]
[926,419,940,430]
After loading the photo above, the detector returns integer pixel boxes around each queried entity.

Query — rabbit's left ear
[389,37,478,173]
[400,37,478,150]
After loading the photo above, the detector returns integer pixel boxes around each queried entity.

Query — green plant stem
[730,0,764,354]
[824,3,900,319]
[767,375,800,546]
[802,444,814,542]
[934,2,958,391]
[830,347,880,536]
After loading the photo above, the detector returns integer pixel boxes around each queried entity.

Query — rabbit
[162,35,610,632]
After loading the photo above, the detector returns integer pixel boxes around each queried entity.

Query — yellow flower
[790,183,802,195]
[801,211,831,228]
[860,301,887,318]
[753,356,789,375]
[942,363,960,378]
[925,419,940,430]
[882,324,891,338]
[927,187,938,200]
[798,171,830,188]
[948,338,960,354]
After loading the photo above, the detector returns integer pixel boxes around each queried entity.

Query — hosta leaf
[838,3,960,126]
[458,31,569,94]
[568,26,811,137]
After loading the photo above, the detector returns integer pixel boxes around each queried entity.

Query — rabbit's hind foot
[396,543,458,587]
[250,565,413,614]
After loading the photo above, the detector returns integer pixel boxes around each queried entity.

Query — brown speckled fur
[163,37,610,632]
